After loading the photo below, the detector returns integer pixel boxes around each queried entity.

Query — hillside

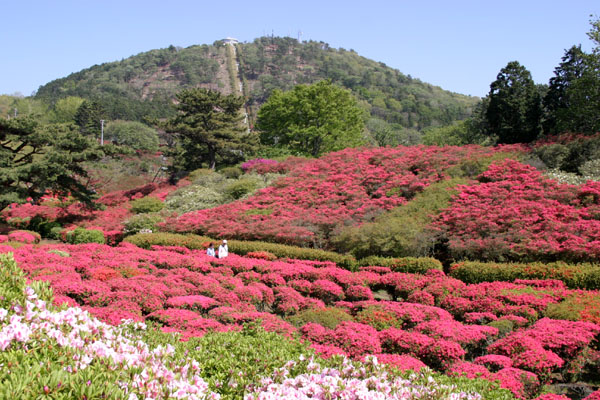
[35,37,479,136]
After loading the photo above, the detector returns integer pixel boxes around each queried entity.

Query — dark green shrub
[227,240,356,269]
[287,307,354,329]
[129,196,164,214]
[532,143,569,169]
[49,226,64,240]
[66,228,105,244]
[355,305,403,331]
[487,319,514,337]
[220,166,243,179]
[224,178,257,200]
[357,256,442,274]
[47,249,70,257]
[188,168,218,182]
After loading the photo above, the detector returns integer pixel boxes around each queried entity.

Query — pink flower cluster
[245,356,484,400]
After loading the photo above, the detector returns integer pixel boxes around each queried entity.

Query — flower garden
[1,144,600,399]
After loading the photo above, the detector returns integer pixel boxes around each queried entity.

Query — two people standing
[206,239,228,258]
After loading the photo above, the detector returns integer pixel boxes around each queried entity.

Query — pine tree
[161,88,257,171]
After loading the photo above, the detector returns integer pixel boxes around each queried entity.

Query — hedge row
[357,256,443,274]
[125,233,355,267]
[449,260,600,289]
[124,233,446,273]
[124,233,214,250]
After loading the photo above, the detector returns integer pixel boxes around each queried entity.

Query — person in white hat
[218,239,229,258]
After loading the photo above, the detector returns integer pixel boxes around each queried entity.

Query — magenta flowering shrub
[165,145,520,246]
[435,159,600,262]
[7,230,41,244]
[474,354,514,372]
[166,295,218,310]
[311,279,345,303]
[331,321,381,358]
[344,284,374,301]
[367,353,426,371]
[449,361,491,379]
[492,367,540,399]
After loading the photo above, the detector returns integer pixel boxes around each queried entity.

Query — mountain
[35,36,479,135]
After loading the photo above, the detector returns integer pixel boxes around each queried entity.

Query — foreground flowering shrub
[246,356,500,400]
[0,253,218,399]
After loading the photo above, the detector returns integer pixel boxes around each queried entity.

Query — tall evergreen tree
[486,61,542,143]
[485,61,542,143]
[543,17,600,135]
[74,100,106,137]
[161,88,256,171]
[543,45,588,133]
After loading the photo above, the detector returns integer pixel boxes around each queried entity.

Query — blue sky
[1,0,598,97]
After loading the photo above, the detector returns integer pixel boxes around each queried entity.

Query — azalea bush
[435,159,600,263]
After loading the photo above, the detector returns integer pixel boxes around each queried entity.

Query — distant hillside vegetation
[35,37,479,133]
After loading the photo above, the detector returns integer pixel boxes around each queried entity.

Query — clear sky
[1,0,598,97]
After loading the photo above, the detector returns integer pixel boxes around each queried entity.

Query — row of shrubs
[123,233,443,273]
[450,260,600,290]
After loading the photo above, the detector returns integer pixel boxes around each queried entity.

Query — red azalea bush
[7,230,41,244]
[436,159,600,262]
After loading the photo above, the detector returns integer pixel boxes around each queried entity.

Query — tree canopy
[485,61,542,144]
[257,80,367,157]
[105,120,159,151]
[160,88,256,171]
[0,116,102,210]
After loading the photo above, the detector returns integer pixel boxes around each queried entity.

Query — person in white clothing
[206,243,215,257]
[218,239,229,258]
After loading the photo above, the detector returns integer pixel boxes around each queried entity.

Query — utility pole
[13,108,17,118]
[100,119,104,146]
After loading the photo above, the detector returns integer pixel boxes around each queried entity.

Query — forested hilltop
[34,36,478,139]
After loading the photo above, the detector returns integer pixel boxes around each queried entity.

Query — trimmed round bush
[220,166,243,179]
[224,178,257,200]
[288,307,354,329]
[66,228,105,244]
[129,196,164,214]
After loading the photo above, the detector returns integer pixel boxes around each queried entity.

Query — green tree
[105,120,159,151]
[75,100,106,137]
[486,61,542,143]
[542,17,600,135]
[160,88,255,171]
[422,119,490,146]
[0,116,102,210]
[51,96,85,123]
[257,80,366,157]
